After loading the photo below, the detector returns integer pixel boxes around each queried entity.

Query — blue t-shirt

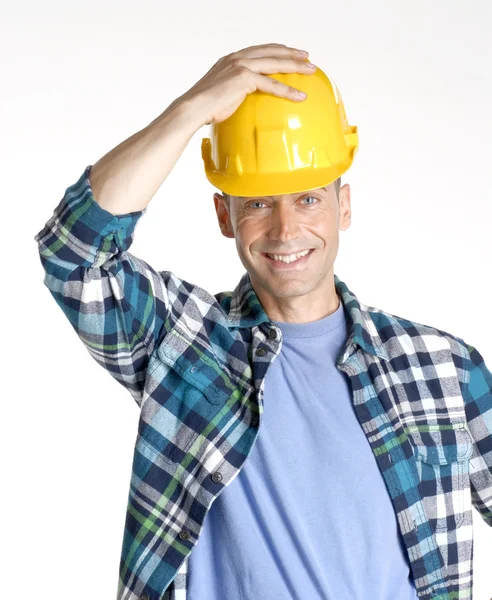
[187,296,418,599]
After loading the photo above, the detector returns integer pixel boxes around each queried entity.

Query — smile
[262,248,315,269]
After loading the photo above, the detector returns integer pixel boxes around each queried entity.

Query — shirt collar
[225,271,389,362]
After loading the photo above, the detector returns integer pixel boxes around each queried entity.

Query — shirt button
[268,328,277,340]
[211,471,223,483]
[141,595,150,600]
[256,347,267,357]
[179,529,190,540]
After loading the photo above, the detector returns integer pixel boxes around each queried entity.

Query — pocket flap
[405,422,473,464]
[157,331,228,405]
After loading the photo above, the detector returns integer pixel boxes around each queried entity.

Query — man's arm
[88,96,204,215]
[462,340,492,526]
[33,99,205,408]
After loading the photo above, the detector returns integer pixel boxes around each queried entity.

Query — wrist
[167,93,209,133]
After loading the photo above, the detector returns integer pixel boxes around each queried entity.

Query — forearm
[89,97,205,216]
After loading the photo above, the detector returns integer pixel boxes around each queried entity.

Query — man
[34,43,491,600]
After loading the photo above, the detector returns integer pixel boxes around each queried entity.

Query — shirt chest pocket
[136,336,228,466]
[405,422,474,532]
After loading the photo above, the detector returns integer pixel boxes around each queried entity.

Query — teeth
[266,249,310,263]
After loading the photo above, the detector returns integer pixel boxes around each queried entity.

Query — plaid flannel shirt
[34,165,492,600]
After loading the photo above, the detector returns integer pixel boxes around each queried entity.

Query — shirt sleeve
[34,164,171,408]
[462,340,492,527]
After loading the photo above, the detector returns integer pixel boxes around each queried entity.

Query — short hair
[222,176,341,208]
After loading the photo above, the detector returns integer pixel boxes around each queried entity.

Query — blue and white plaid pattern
[34,165,492,600]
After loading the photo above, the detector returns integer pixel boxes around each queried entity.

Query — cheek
[235,222,258,247]
[314,215,337,234]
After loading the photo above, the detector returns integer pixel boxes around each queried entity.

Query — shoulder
[366,301,471,368]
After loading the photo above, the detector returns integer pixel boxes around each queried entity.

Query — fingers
[237,56,315,75]
[233,55,315,101]
[255,72,309,101]
[229,43,309,61]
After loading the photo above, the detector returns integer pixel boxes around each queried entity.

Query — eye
[246,196,319,209]
[248,201,267,209]
[302,196,319,205]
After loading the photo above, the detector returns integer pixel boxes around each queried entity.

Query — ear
[338,183,351,231]
[213,192,235,239]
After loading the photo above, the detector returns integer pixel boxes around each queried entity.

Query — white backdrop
[2,0,491,598]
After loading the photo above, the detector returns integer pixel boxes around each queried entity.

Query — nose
[267,205,302,243]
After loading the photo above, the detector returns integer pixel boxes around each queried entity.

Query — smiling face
[213,180,352,323]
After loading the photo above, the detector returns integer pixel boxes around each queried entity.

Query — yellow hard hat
[201,60,359,197]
